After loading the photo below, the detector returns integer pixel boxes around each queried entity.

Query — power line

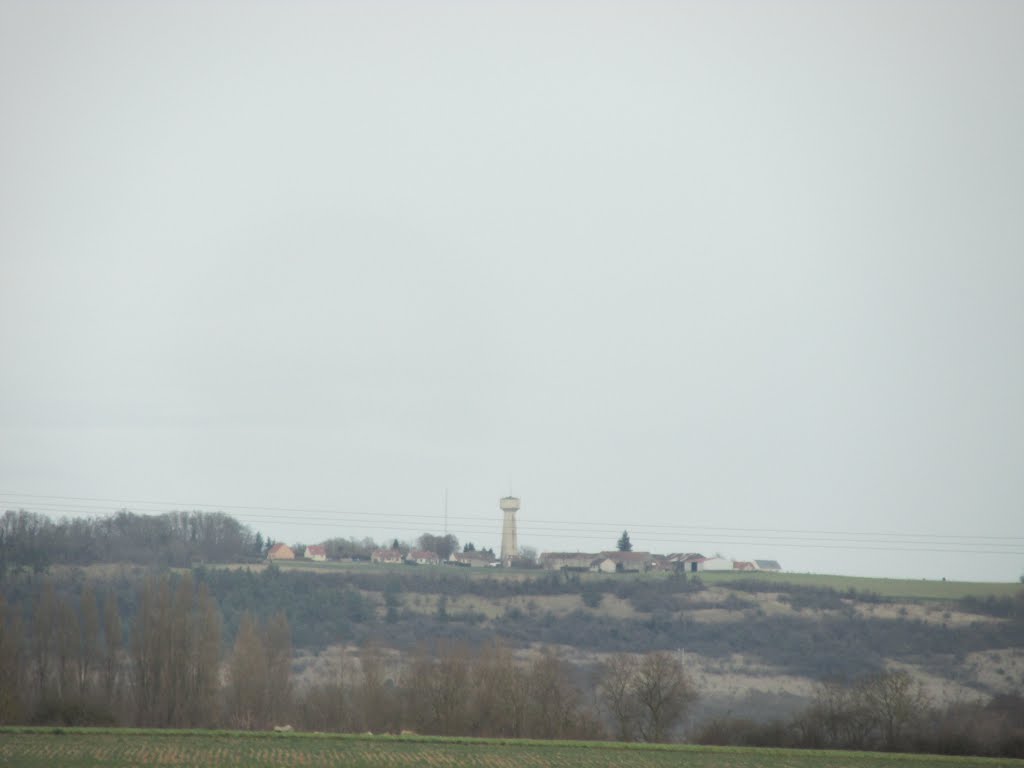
[3,494,1023,557]
[3,491,1021,543]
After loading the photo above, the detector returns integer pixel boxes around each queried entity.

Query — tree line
[697,671,1024,758]
[0,509,260,573]
[1,574,1022,756]
[0,575,695,740]
[0,508,502,573]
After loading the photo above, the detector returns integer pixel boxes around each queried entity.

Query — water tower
[499,496,520,566]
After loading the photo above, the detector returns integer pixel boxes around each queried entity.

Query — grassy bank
[0,728,1021,768]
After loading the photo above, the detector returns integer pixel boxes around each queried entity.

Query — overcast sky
[2,1,1022,582]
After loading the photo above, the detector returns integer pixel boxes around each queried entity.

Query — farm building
[665,553,706,573]
[590,551,653,573]
[267,543,295,561]
[303,545,327,561]
[754,559,782,572]
[449,550,496,567]
[539,552,599,571]
[697,556,733,571]
[733,560,757,571]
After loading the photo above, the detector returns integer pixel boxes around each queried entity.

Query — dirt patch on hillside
[961,649,1024,695]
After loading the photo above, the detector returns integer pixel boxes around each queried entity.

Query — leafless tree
[226,612,269,729]
[469,640,524,737]
[0,595,25,723]
[859,670,924,750]
[265,612,292,726]
[358,641,395,734]
[78,583,100,699]
[32,582,57,702]
[596,652,640,741]
[405,641,471,735]
[528,649,583,739]
[633,651,695,742]
[101,591,122,704]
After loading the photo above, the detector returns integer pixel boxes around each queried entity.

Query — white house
[406,549,440,566]
[304,544,327,561]
[698,556,733,571]
[371,548,404,565]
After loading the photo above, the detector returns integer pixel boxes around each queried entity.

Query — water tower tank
[500,497,521,513]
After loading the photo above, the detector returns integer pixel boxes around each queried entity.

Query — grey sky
[2,1,1022,581]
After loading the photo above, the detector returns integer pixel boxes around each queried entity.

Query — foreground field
[1,729,1021,768]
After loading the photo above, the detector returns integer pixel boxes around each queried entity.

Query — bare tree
[78,584,100,699]
[130,573,223,727]
[470,640,523,737]
[358,641,394,734]
[32,582,57,703]
[192,583,222,726]
[226,612,269,729]
[55,594,79,705]
[131,575,173,725]
[597,653,640,741]
[265,612,292,726]
[100,591,121,704]
[632,651,695,742]
[527,649,582,739]
[0,595,25,723]
[859,670,923,750]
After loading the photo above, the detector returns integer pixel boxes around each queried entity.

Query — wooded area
[2,509,1023,756]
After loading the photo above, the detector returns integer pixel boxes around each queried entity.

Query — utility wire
[3,494,1023,556]
[3,492,1020,542]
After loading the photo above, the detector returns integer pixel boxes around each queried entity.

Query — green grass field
[0,729,1021,768]
[696,571,1024,600]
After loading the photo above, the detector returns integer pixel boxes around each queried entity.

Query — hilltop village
[266,541,782,574]
[264,496,782,573]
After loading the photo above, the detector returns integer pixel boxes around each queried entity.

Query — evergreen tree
[617,531,633,552]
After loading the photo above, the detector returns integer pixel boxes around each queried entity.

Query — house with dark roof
[754,559,782,572]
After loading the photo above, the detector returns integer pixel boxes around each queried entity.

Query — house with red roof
[371,548,404,565]
[304,544,327,561]
[406,549,440,565]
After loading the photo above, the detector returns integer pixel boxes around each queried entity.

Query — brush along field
[1,730,1021,768]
